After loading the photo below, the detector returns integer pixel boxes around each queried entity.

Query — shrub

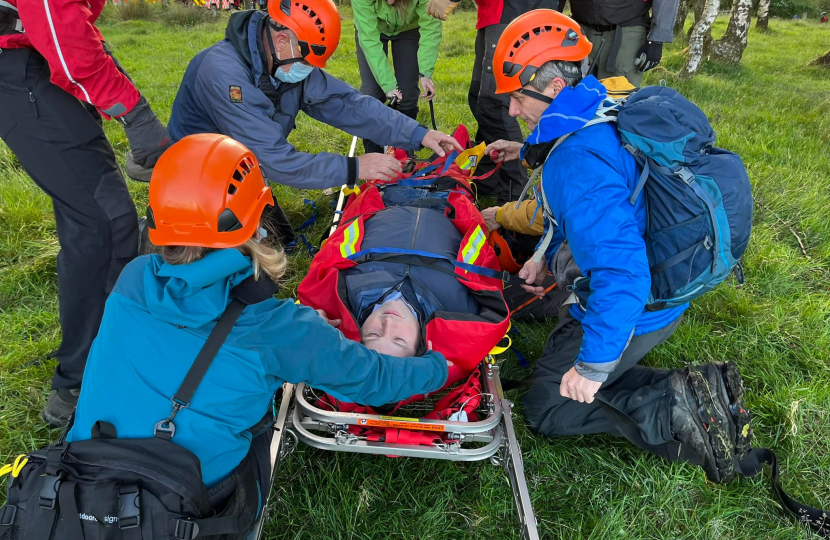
[162,3,219,26]
[116,0,156,21]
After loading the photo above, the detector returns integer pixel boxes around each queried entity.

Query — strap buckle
[118,485,141,529]
[154,420,176,439]
[173,519,200,540]
[0,505,17,526]
[38,474,62,510]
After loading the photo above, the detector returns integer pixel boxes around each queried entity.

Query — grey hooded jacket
[169,10,429,189]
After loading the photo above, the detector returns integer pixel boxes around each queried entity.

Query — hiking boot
[42,388,80,428]
[714,361,753,461]
[668,367,735,483]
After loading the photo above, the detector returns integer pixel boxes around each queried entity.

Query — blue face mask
[274,38,314,83]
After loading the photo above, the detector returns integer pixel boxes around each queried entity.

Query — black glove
[119,96,171,170]
[634,41,663,72]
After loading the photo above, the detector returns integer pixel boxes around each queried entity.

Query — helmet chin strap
[266,20,303,76]
[518,88,554,105]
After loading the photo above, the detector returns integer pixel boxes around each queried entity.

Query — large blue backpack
[530,85,753,310]
[615,86,753,309]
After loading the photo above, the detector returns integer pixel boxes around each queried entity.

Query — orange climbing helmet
[493,9,593,95]
[147,134,274,249]
[269,0,342,69]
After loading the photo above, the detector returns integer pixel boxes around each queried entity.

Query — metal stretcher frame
[248,137,540,540]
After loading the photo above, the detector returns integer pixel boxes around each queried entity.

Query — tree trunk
[674,0,691,41]
[679,0,721,78]
[811,50,830,66]
[688,0,706,38]
[712,0,752,64]
[756,0,771,29]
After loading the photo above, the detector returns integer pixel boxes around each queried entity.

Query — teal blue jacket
[68,250,448,486]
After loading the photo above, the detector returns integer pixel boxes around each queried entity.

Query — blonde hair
[160,224,287,283]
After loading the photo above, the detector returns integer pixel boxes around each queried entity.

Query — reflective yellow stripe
[339,220,361,258]
[460,225,486,271]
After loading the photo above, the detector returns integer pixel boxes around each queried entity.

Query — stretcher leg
[247,383,297,540]
[490,364,540,540]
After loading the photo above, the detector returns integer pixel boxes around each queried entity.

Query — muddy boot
[668,367,736,483]
[714,361,753,461]
[42,388,80,428]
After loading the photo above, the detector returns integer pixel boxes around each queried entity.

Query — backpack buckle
[154,419,176,440]
[38,474,62,509]
[0,505,17,526]
[173,519,200,540]
[118,485,141,529]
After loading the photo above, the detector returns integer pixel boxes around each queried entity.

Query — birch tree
[712,0,753,64]
[679,0,721,78]
[756,0,771,29]
[674,0,691,40]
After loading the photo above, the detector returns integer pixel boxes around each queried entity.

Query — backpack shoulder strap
[154,275,277,440]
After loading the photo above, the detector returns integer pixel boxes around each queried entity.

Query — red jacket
[0,0,139,117]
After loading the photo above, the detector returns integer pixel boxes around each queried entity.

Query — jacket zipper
[410,207,422,250]
[28,92,38,118]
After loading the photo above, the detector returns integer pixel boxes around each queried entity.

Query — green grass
[2,7,829,539]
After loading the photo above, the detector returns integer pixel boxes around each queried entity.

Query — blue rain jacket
[524,76,686,381]
[67,250,447,487]
[168,10,429,190]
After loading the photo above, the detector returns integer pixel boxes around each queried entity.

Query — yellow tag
[742,424,750,438]
[454,143,486,175]
[342,186,361,197]
[379,415,418,422]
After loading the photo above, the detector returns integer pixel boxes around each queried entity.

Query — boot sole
[717,361,753,461]
[686,369,736,483]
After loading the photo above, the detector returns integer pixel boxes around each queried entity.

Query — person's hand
[357,153,403,181]
[421,130,464,158]
[420,77,436,100]
[485,140,522,163]
[315,309,341,328]
[425,0,458,20]
[634,41,663,72]
[386,89,403,105]
[519,258,547,298]
[481,206,501,232]
[560,367,602,403]
[119,96,171,172]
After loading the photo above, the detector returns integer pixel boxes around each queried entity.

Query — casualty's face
[361,298,421,357]
[507,89,550,131]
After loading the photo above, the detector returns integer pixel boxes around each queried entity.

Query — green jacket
[352,0,442,94]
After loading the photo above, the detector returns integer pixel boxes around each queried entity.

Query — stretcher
[248,135,540,540]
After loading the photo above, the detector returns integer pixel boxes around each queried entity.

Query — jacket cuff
[574,359,618,383]
[411,124,430,148]
[495,206,505,225]
[648,27,673,44]
[347,157,358,187]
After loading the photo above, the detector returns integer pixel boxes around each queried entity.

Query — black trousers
[355,27,421,154]
[0,48,138,389]
[523,313,682,447]
[468,24,527,205]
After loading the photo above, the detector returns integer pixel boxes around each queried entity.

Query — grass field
[1,6,829,539]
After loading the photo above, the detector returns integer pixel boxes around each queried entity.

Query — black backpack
[0,275,277,540]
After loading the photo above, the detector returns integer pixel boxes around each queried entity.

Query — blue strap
[629,158,650,205]
[295,199,318,232]
[410,161,444,179]
[346,247,514,283]
[440,151,459,173]
[529,184,542,226]
[398,177,442,188]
